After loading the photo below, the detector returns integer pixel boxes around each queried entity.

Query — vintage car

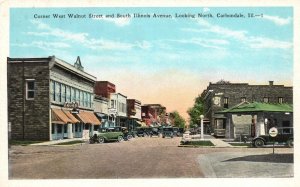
[162,127,174,138]
[149,127,160,137]
[172,127,184,137]
[90,128,123,144]
[252,127,293,148]
[136,127,151,137]
[113,127,134,140]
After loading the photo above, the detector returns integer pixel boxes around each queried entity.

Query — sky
[10,7,293,121]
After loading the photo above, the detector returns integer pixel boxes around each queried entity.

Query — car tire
[162,136,165,138]
[254,139,265,148]
[127,135,133,140]
[117,135,123,142]
[89,139,95,144]
[98,137,105,144]
[287,139,293,148]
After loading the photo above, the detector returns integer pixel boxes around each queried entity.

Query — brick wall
[8,60,50,140]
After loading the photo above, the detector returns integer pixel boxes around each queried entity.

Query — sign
[108,108,117,115]
[269,127,278,137]
[64,102,79,109]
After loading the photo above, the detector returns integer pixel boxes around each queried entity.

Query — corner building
[7,56,100,141]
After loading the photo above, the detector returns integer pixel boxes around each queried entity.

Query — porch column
[67,123,73,139]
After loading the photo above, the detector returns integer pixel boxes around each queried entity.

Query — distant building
[200,81,293,138]
[141,104,166,126]
[109,93,127,127]
[94,95,115,128]
[94,81,116,98]
[127,99,142,130]
[7,56,100,141]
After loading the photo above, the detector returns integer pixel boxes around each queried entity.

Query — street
[9,137,293,179]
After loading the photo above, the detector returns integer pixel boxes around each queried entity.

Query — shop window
[64,125,67,133]
[263,97,269,103]
[278,97,283,104]
[26,79,35,100]
[84,124,89,130]
[57,125,62,133]
[94,125,99,131]
[224,97,229,108]
[51,124,55,134]
[55,82,61,103]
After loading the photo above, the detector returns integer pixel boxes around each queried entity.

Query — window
[224,97,229,108]
[64,125,67,133]
[55,82,61,102]
[263,97,269,103]
[76,89,80,104]
[50,80,55,101]
[278,97,283,104]
[80,90,84,107]
[26,79,35,100]
[111,99,115,108]
[51,124,55,134]
[241,97,246,102]
[66,86,71,102]
[57,125,62,133]
[71,87,76,102]
[61,84,66,103]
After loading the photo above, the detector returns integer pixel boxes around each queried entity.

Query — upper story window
[278,97,283,104]
[263,97,269,103]
[224,97,229,108]
[26,79,35,100]
[111,99,116,108]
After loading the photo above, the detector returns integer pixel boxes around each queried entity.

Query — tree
[169,111,186,128]
[187,95,204,127]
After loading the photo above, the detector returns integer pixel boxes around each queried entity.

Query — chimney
[269,81,274,86]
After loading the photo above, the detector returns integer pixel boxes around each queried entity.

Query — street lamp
[200,115,204,140]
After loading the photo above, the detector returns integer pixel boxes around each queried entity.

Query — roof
[218,102,293,114]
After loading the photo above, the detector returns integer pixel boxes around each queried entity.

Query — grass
[10,140,45,146]
[180,140,214,146]
[54,140,85,145]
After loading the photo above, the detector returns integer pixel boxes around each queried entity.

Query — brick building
[141,104,167,126]
[7,56,100,141]
[127,99,142,130]
[94,81,116,98]
[200,81,293,137]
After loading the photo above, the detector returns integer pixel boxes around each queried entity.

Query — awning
[95,112,108,119]
[76,111,101,125]
[51,108,72,124]
[218,102,293,114]
[63,110,80,123]
[136,121,147,127]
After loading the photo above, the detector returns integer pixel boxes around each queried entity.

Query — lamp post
[200,115,204,140]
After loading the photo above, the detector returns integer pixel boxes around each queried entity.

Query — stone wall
[8,60,50,140]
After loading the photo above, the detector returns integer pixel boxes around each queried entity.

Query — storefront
[75,110,101,139]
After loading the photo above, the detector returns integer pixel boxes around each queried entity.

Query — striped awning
[75,111,101,125]
[51,108,72,124]
[63,110,80,123]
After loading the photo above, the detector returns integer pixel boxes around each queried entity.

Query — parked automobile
[89,127,123,144]
[162,127,174,138]
[252,127,293,148]
[113,127,133,140]
[149,127,160,137]
[136,127,151,137]
[172,127,184,137]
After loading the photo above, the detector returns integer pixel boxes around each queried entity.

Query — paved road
[9,137,293,179]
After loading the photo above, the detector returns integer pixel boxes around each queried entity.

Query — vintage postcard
[0,0,299,187]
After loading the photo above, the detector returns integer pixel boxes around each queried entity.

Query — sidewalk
[183,134,233,147]
[30,138,86,146]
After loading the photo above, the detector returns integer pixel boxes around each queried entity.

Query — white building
[109,93,127,126]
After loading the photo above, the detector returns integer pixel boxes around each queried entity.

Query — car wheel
[127,135,133,140]
[98,137,105,144]
[143,132,147,137]
[89,139,95,144]
[254,139,265,148]
[162,136,165,138]
[287,139,293,148]
[117,135,123,142]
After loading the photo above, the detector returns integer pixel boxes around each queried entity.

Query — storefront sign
[269,127,278,137]
[64,102,79,109]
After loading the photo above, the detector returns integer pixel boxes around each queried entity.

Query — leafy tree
[187,95,204,127]
[169,111,186,128]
